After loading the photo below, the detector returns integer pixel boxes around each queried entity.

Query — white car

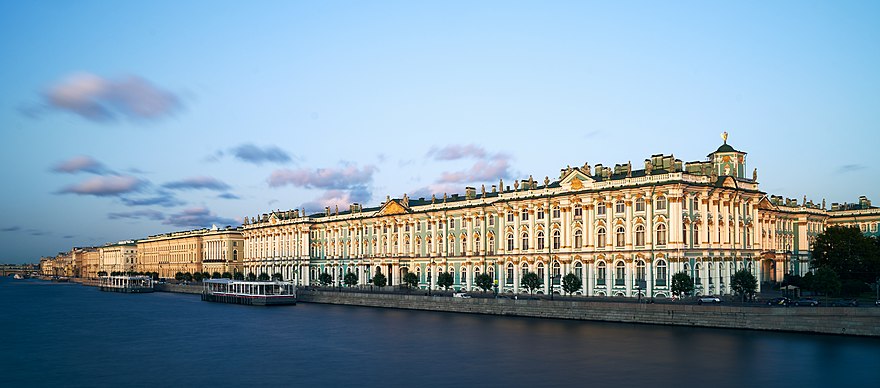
[453,292,472,299]
[697,296,721,305]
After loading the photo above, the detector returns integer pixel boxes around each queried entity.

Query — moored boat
[13,274,24,280]
[201,279,296,306]
[99,275,155,293]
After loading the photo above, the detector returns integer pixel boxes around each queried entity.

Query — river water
[1,277,879,387]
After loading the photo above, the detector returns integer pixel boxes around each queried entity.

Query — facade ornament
[513,180,519,190]
[752,168,758,181]
[443,193,447,202]
[335,205,339,215]
[431,194,436,204]
[722,131,728,144]
[803,195,807,206]
[481,184,486,195]
[645,161,652,175]
[822,198,826,209]
[626,161,632,178]
[499,179,504,192]
[585,163,591,175]
[544,176,550,187]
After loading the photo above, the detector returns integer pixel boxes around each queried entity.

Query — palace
[241,136,880,298]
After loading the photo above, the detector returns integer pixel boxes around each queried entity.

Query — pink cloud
[268,164,377,189]
[427,144,488,160]
[43,72,180,121]
[59,175,145,197]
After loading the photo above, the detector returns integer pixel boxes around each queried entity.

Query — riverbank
[99,281,880,337]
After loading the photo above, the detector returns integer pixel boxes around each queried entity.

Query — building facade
[136,226,243,278]
[98,241,138,274]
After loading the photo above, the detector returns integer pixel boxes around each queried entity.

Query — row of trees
[671,269,758,301]
[805,226,880,297]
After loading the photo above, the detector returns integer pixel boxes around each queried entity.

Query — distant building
[241,135,880,298]
[136,225,243,279]
[99,241,138,274]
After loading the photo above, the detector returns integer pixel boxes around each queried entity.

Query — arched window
[635,260,646,282]
[537,262,545,283]
[506,263,514,284]
[655,196,667,211]
[537,231,545,250]
[461,236,467,255]
[460,267,467,286]
[520,262,529,277]
[448,236,455,255]
[615,227,625,247]
[521,232,529,250]
[416,266,421,282]
[474,266,481,278]
[597,261,606,285]
[488,265,495,281]
[615,261,625,286]
[695,263,702,284]
[473,235,480,254]
[488,235,495,254]
[656,224,667,246]
[506,234,514,251]
[708,262,714,285]
[552,261,561,284]
[233,250,237,261]
[552,230,561,250]
[683,223,688,245]
[656,259,667,286]
[574,262,583,280]
[597,227,606,248]
[574,229,583,248]
[635,197,645,212]
[693,225,700,246]
[404,237,410,255]
[634,225,645,247]
[415,238,422,256]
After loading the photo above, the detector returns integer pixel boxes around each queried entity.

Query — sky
[1,1,878,263]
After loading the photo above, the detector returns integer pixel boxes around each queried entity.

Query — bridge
[0,264,39,277]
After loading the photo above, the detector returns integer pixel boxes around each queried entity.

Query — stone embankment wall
[298,291,880,337]
[155,283,202,294]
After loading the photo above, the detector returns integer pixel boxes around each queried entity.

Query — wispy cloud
[163,207,236,228]
[120,191,183,207]
[108,210,165,221]
[437,155,512,183]
[1,226,21,233]
[301,187,372,213]
[427,144,488,160]
[40,72,181,122]
[59,175,145,197]
[218,193,240,200]
[162,176,231,191]
[230,144,292,165]
[51,156,111,175]
[837,164,867,173]
[268,163,377,189]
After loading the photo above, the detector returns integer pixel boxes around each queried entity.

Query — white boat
[99,275,155,293]
[201,279,296,306]
[13,274,24,280]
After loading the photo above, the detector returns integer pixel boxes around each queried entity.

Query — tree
[234,272,245,280]
[402,272,418,288]
[272,273,284,281]
[731,269,758,302]
[812,226,880,284]
[202,272,211,281]
[562,273,582,296]
[345,272,359,287]
[221,272,233,279]
[246,272,257,281]
[475,273,493,293]
[437,271,454,290]
[175,272,184,281]
[372,272,387,287]
[183,272,193,282]
[318,272,333,286]
[811,267,841,298]
[193,272,203,282]
[671,272,694,298]
[97,271,107,277]
[258,272,270,281]
[521,271,540,294]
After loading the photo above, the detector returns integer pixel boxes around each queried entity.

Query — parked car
[766,297,791,306]
[697,296,721,305]
[794,298,820,307]
[453,292,472,299]
[831,299,858,307]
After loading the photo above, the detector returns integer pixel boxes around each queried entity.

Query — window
[449,219,455,229]
[695,263,702,284]
[460,267,467,286]
[488,215,495,226]
[552,262,561,284]
[597,262,606,285]
[656,260,667,286]
[448,236,455,254]
[615,227,625,247]
[574,229,583,248]
[615,261,625,286]
[574,206,582,217]
[507,212,514,222]
[708,263,714,284]
[488,235,495,254]
[615,201,625,215]
[537,208,545,220]
[521,209,529,221]
[507,234,514,251]
[683,223,688,245]
[597,227,606,248]
[597,203,606,216]
[537,231,545,250]
[552,230,561,250]
[474,235,480,253]
[506,263,514,284]
[574,262,583,280]
[537,262,545,283]
[656,224,667,246]
[693,225,700,246]
[634,225,645,247]
[521,262,529,278]
[488,265,494,281]
[461,237,467,255]
[635,260,646,282]
[521,233,530,250]
[635,198,645,212]
[552,206,561,219]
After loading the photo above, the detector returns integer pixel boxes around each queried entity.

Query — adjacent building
[98,241,138,274]
[136,226,243,278]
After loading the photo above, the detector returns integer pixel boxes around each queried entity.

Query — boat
[99,275,155,293]
[13,274,24,280]
[201,279,297,306]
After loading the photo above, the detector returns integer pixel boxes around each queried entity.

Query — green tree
[372,272,387,287]
[437,271,454,290]
[562,273,582,296]
[475,273,493,293]
[174,272,184,281]
[202,272,211,280]
[271,273,283,281]
[212,272,222,279]
[183,272,193,282]
[221,272,233,279]
[318,272,333,286]
[402,272,418,288]
[521,271,540,294]
[193,272,203,282]
[344,272,359,287]
[233,272,244,280]
[811,267,841,298]
[812,226,880,284]
[731,269,758,302]
[257,272,269,281]
[246,272,257,281]
[671,272,694,298]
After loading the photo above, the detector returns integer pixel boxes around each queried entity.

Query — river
[1,277,878,387]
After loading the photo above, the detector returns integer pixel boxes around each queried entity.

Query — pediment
[757,196,774,210]
[377,200,410,216]
[559,169,594,191]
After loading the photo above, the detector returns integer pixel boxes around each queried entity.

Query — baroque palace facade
[241,138,880,298]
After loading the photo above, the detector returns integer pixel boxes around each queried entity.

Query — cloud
[63,235,75,239]
[162,176,231,191]
[42,72,181,122]
[59,175,145,197]
[268,164,377,189]
[120,191,183,207]
[301,187,372,213]
[1,226,21,232]
[230,144,292,165]
[410,183,466,199]
[163,207,237,228]
[218,193,240,200]
[51,156,111,175]
[108,210,165,221]
[837,164,867,173]
[437,154,513,183]
[427,144,488,160]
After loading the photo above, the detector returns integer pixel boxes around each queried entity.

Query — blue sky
[2,1,878,263]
